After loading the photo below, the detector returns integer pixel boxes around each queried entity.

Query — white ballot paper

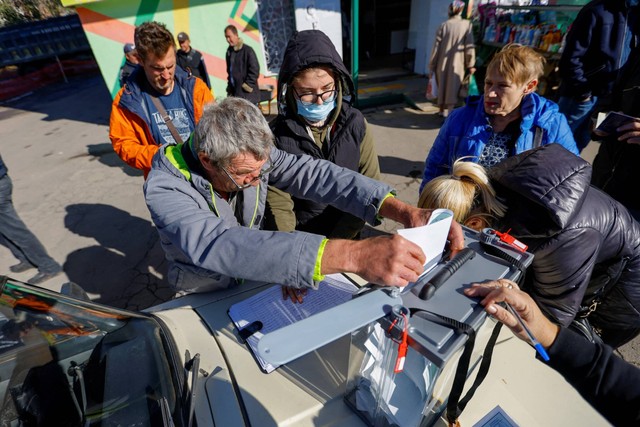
[397,208,454,276]
[228,274,358,373]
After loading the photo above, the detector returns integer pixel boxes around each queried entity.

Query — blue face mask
[296,99,336,122]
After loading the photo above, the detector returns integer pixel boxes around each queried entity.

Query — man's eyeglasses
[219,160,274,190]
[293,87,337,106]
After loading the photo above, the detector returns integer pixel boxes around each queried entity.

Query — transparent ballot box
[344,309,501,426]
[257,228,533,427]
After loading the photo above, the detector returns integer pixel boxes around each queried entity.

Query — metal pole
[351,0,359,104]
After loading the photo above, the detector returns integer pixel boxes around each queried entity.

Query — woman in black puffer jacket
[419,144,640,347]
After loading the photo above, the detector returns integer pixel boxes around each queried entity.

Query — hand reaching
[464,279,560,348]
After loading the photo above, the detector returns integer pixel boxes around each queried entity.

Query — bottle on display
[532,27,542,48]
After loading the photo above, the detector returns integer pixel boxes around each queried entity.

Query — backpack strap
[533,125,543,149]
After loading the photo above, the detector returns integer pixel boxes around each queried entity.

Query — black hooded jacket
[267,30,379,238]
[489,145,640,333]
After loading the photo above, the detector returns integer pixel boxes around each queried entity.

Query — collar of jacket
[473,92,548,133]
[120,66,195,114]
[163,140,206,182]
[233,38,244,52]
[163,142,225,217]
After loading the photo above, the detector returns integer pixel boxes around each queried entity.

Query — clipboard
[228,274,359,373]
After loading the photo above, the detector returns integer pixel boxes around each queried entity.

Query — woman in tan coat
[428,0,476,117]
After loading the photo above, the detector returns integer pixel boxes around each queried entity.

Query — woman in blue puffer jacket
[420,44,579,194]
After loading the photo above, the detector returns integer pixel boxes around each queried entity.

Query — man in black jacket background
[118,43,138,87]
[176,31,211,89]
[224,25,260,105]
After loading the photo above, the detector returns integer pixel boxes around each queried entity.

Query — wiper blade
[184,352,201,427]
[159,396,176,427]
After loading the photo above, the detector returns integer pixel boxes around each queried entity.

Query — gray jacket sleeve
[268,147,393,226]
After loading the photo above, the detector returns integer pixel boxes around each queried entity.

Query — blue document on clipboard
[397,208,453,277]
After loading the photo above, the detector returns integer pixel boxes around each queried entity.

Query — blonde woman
[419,144,640,348]
[420,44,578,194]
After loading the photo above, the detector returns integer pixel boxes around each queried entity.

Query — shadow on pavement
[363,103,444,131]
[85,143,143,178]
[378,155,425,179]
[3,75,111,126]
[62,203,172,310]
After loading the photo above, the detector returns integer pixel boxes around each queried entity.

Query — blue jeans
[557,95,598,152]
[0,174,61,273]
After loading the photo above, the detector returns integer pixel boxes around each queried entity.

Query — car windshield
[0,276,183,426]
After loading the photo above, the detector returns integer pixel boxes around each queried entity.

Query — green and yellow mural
[61,0,276,99]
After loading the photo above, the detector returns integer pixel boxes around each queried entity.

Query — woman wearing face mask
[419,44,579,194]
[266,30,380,239]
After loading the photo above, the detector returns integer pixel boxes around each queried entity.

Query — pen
[504,302,550,362]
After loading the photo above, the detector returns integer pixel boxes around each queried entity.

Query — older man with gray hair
[144,97,464,298]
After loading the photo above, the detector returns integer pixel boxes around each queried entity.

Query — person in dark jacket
[465,280,640,427]
[419,144,640,348]
[265,30,380,239]
[176,32,211,89]
[591,46,640,221]
[118,43,138,87]
[224,25,260,105]
[557,0,639,151]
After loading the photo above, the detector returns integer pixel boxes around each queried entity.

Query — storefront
[405,0,589,88]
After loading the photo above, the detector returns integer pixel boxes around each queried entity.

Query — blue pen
[504,302,550,362]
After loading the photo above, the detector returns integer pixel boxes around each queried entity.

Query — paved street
[0,73,638,367]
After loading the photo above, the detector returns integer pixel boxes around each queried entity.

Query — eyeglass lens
[297,89,337,105]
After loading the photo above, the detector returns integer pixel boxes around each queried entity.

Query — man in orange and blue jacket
[110,21,214,178]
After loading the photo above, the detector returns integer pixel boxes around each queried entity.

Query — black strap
[409,309,502,425]
[149,95,184,144]
[456,321,503,413]
[479,240,528,275]
[533,126,543,149]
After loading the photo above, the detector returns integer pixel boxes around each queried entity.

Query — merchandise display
[473,1,589,98]
[479,4,584,54]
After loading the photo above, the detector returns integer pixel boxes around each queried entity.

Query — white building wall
[409,0,448,75]
[294,0,343,58]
